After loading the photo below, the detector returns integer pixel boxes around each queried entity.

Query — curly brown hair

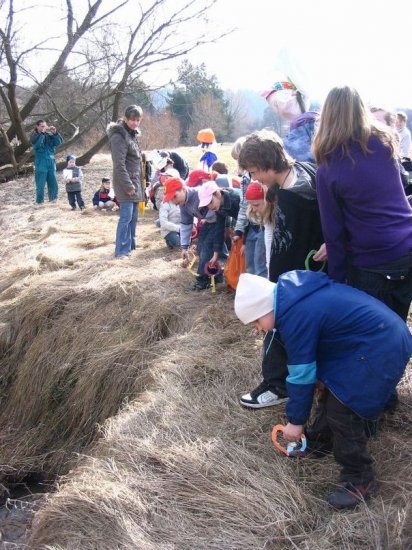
[238,130,294,172]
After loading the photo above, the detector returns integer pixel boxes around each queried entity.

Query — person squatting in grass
[92,177,117,211]
[107,105,145,260]
[158,192,181,250]
[234,271,412,510]
[163,177,226,291]
[236,130,326,409]
[30,119,63,205]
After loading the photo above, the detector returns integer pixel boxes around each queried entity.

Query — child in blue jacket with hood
[235,270,412,510]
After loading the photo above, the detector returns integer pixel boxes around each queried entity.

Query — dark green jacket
[31,130,63,171]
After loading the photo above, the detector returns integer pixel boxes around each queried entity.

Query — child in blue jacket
[92,177,117,210]
[235,270,412,510]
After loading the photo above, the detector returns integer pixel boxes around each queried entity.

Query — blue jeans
[35,167,58,203]
[245,227,267,277]
[165,231,180,249]
[115,202,138,257]
[197,222,217,282]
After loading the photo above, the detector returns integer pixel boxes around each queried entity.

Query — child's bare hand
[283,423,304,441]
[208,251,219,266]
[181,250,189,268]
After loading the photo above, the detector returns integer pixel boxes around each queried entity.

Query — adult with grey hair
[107,105,145,259]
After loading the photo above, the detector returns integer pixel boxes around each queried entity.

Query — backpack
[283,112,319,163]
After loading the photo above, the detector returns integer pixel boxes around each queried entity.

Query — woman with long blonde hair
[312,85,412,320]
[310,86,412,463]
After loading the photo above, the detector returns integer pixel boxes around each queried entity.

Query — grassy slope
[0,148,410,549]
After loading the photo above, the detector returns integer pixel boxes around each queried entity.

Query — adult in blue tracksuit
[235,270,412,509]
[30,120,64,204]
[162,177,221,290]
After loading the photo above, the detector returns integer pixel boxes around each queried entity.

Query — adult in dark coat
[107,105,145,259]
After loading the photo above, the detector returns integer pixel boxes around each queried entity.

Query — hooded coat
[274,270,412,425]
[107,122,144,203]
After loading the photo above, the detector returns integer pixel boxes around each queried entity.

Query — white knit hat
[234,273,276,324]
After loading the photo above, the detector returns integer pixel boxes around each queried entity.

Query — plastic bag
[225,239,246,290]
[262,81,309,122]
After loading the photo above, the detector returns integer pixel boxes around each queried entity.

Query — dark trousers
[67,191,85,209]
[197,222,218,282]
[306,390,374,485]
[261,330,288,397]
[348,253,412,411]
[347,252,412,322]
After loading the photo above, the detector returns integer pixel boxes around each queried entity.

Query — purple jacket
[316,135,412,281]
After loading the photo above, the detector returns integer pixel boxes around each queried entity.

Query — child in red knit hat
[242,181,268,277]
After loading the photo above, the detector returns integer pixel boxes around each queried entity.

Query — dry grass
[174,144,239,174]
[0,151,411,549]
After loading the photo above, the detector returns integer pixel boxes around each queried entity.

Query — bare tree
[0,0,230,180]
[224,90,251,140]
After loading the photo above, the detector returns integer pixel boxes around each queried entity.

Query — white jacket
[159,201,181,238]
[264,222,273,275]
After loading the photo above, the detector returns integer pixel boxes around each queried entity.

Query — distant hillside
[226,88,268,120]
[150,86,268,122]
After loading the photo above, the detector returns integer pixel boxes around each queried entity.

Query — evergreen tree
[167,60,227,144]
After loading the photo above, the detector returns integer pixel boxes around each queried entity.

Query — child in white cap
[235,270,411,510]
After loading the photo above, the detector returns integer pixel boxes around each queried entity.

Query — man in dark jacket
[107,105,145,259]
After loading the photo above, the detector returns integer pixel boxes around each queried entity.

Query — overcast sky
[187,0,412,108]
[8,0,412,109]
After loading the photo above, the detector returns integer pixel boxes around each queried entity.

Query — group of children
[55,101,412,512]
[151,91,412,512]
[147,152,243,270]
[62,154,118,211]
